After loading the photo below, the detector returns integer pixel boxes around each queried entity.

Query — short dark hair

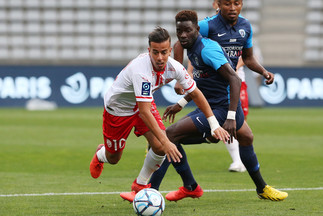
[175,10,198,26]
[148,27,171,45]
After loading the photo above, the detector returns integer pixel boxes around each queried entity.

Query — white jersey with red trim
[104,53,196,116]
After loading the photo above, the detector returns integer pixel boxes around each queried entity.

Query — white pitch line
[1,187,322,198]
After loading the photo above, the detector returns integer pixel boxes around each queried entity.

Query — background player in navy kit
[150,10,288,202]
[173,0,274,172]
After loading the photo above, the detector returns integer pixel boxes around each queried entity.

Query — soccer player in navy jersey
[173,0,274,172]
[149,9,288,202]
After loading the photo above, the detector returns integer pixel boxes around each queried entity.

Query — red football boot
[165,185,203,201]
[89,144,105,178]
[120,179,151,202]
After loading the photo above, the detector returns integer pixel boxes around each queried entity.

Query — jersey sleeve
[198,18,209,37]
[132,72,153,102]
[244,23,253,48]
[201,39,229,71]
[174,65,196,94]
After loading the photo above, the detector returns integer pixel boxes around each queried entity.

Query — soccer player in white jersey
[89,27,230,196]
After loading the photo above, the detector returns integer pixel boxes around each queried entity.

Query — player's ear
[169,47,172,55]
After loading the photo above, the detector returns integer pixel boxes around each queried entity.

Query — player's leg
[120,131,167,202]
[237,121,288,201]
[90,109,135,179]
[120,102,167,202]
[164,116,204,201]
[226,82,248,172]
[137,131,167,186]
[149,135,214,190]
[225,138,246,172]
[149,112,201,191]
[163,107,231,201]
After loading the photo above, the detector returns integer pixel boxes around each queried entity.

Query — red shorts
[102,102,165,154]
[240,81,249,117]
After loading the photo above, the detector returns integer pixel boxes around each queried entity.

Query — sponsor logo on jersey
[193,69,210,79]
[218,33,226,37]
[141,82,151,96]
[223,46,243,58]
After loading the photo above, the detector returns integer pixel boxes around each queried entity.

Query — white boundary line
[1,187,322,198]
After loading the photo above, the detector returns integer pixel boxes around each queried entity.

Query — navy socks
[239,145,266,191]
[149,159,171,190]
[149,144,197,191]
[172,144,197,190]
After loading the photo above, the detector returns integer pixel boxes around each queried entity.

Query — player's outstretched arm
[137,101,182,162]
[242,47,274,85]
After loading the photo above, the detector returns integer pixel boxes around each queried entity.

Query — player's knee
[206,136,220,143]
[238,131,254,146]
[165,126,177,142]
[151,145,164,156]
[106,153,122,165]
[107,158,119,164]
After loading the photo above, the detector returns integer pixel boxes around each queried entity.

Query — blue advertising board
[0,65,183,107]
[259,67,323,107]
[0,66,322,107]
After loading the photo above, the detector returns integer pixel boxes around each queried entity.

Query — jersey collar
[152,65,166,75]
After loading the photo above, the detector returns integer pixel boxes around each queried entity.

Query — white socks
[225,138,243,164]
[136,149,165,185]
[96,145,109,163]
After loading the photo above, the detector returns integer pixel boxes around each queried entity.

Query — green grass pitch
[0,107,322,216]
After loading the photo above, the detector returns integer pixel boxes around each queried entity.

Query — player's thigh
[102,109,136,155]
[236,121,253,146]
[166,114,202,143]
[134,101,166,137]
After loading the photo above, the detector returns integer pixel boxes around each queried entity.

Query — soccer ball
[133,188,165,216]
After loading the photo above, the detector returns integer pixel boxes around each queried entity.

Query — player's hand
[263,71,274,85]
[222,119,237,144]
[212,127,230,143]
[174,82,185,95]
[162,104,182,124]
[163,141,182,163]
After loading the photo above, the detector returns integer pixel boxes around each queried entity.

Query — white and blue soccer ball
[133,188,165,216]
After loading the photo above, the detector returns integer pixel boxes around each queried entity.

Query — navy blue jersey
[187,35,233,107]
[199,13,253,70]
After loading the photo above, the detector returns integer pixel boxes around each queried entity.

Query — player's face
[176,21,200,49]
[148,40,172,72]
[218,0,243,25]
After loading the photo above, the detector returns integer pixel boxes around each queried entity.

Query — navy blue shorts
[188,104,244,138]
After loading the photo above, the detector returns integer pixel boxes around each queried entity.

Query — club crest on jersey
[239,29,246,38]
[194,56,199,66]
[141,82,151,96]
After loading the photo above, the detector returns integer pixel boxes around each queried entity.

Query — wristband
[227,110,236,120]
[207,116,220,135]
[177,97,188,108]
